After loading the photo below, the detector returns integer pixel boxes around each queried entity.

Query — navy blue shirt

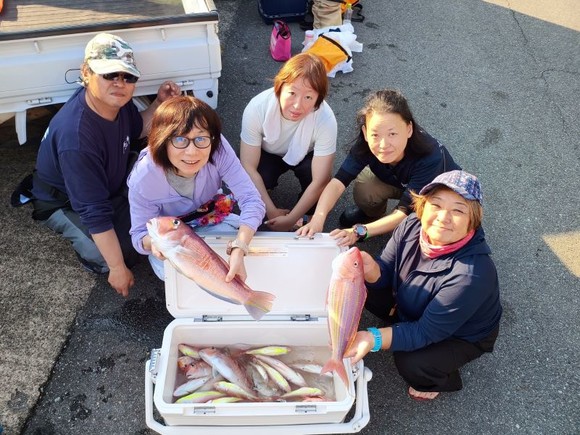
[335,127,460,213]
[367,214,502,352]
[32,87,142,234]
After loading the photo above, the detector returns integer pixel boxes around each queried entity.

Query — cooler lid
[164,232,344,320]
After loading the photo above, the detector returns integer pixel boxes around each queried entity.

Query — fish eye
[172,219,181,227]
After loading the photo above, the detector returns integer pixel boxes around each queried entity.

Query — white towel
[262,94,317,166]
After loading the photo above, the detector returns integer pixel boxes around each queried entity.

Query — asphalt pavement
[1,1,579,434]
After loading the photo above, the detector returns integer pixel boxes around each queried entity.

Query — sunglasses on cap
[100,72,139,84]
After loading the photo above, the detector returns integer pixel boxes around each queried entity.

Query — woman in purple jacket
[347,170,502,400]
[127,96,265,281]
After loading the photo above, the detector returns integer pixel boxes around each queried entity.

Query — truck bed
[0,0,221,145]
[0,0,186,36]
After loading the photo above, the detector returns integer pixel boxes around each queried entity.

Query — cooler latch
[290,314,314,321]
[193,406,216,415]
[201,315,223,322]
[295,404,318,414]
[149,348,161,383]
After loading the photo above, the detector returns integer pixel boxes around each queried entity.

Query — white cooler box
[145,232,372,434]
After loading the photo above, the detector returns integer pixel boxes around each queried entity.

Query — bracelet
[226,238,249,256]
[367,327,382,352]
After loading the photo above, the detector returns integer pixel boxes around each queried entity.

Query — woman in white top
[240,53,337,231]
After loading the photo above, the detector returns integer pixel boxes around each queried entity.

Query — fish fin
[243,290,276,320]
[192,283,241,305]
[321,358,349,387]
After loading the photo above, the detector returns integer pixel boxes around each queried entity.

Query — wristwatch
[352,224,368,241]
[226,238,249,256]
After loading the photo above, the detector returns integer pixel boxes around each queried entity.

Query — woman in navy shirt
[347,171,502,400]
[297,88,460,246]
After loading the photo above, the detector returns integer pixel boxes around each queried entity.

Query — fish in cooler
[198,346,255,395]
[174,390,225,404]
[146,216,276,320]
[172,344,335,403]
[252,354,307,387]
[173,376,210,397]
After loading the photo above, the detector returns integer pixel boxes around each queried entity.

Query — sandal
[408,386,440,401]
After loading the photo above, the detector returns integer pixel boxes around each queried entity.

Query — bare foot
[408,386,440,400]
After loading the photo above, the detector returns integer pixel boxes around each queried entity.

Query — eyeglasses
[170,136,213,149]
[100,72,139,84]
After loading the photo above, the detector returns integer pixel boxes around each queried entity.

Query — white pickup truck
[0,0,221,144]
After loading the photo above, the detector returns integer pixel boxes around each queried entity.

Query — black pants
[394,326,499,392]
[257,150,316,215]
[365,285,500,392]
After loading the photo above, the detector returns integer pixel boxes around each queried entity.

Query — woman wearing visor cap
[31,33,181,297]
[345,170,502,400]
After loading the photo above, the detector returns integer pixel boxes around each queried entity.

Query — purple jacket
[127,135,265,254]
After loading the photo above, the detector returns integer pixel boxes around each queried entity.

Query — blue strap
[367,327,382,352]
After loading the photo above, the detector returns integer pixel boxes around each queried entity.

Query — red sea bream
[146,216,275,320]
[321,247,367,386]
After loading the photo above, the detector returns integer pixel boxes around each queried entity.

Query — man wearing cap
[31,33,181,297]
[344,170,502,400]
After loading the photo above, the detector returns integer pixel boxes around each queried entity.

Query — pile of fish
[172,344,335,404]
[147,216,276,320]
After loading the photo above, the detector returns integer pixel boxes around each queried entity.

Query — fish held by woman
[321,246,367,386]
[147,216,275,320]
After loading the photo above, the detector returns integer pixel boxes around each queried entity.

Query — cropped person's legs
[42,208,109,273]
[110,194,141,268]
[353,167,403,217]
[257,151,289,190]
[340,166,403,227]
[291,152,316,215]
[393,327,499,393]
[41,195,140,273]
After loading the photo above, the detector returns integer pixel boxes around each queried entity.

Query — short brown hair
[411,186,483,232]
[148,96,222,172]
[273,53,328,109]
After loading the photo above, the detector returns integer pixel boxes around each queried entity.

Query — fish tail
[321,358,349,387]
[244,291,276,321]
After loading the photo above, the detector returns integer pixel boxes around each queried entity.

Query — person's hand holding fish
[150,238,167,262]
[360,250,380,283]
[225,240,247,282]
[343,328,390,365]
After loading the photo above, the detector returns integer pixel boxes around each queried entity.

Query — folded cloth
[262,92,316,166]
